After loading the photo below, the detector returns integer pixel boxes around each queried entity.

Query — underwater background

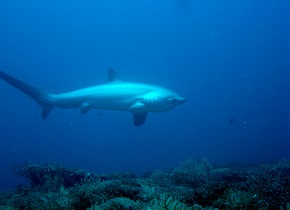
[0,0,289,192]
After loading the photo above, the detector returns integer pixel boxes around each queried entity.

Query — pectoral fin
[80,103,91,115]
[132,112,147,126]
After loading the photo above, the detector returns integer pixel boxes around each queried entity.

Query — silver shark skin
[0,68,186,126]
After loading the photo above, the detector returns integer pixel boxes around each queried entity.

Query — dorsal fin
[108,68,121,82]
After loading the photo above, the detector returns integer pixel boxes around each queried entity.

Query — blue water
[0,0,289,191]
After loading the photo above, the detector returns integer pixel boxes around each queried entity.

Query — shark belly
[54,83,147,112]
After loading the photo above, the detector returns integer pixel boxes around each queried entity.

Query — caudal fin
[0,70,56,119]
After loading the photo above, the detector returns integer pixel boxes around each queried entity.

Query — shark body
[0,68,185,126]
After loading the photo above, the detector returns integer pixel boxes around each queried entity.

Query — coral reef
[0,158,289,209]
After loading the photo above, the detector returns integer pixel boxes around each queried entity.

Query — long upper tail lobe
[0,70,56,119]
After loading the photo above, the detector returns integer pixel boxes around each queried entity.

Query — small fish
[229,117,235,123]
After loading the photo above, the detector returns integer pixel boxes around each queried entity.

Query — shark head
[141,90,186,112]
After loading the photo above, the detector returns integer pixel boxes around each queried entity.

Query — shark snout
[180,97,186,103]
[170,96,186,108]
[176,96,186,104]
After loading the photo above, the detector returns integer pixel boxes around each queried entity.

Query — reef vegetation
[0,158,289,209]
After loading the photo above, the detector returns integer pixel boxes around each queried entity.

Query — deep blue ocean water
[0,0,289,191]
